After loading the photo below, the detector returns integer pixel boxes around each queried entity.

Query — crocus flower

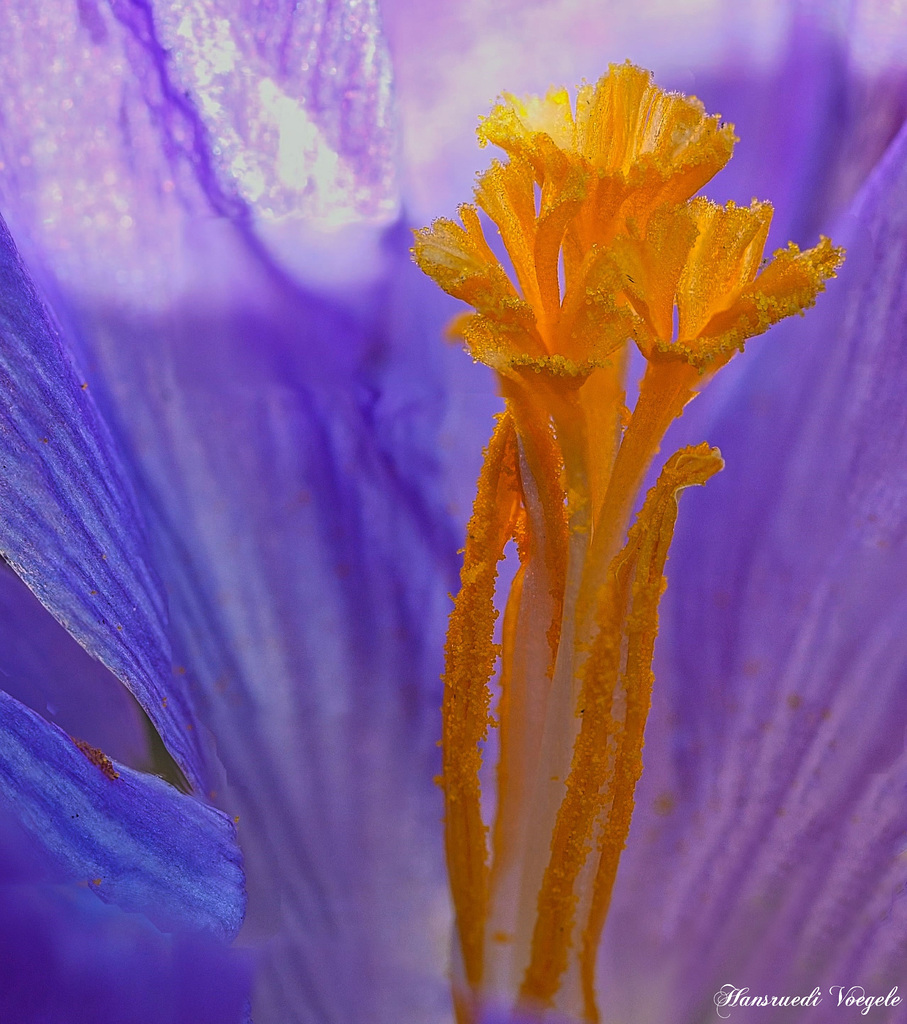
[0,4,906,1024]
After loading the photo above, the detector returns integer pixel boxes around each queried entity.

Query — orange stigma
[413,62,843,1023]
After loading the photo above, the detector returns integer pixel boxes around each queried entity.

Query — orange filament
[415,62,843,1023]
[499,381,570,664]
[521,443,723,1018]
[442,411,522,995]
[492,561,525,850]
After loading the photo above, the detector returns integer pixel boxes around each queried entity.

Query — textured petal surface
[602,110,907,1022]
[149,0,397,221]
[0,0,398,301]
[0,213,207,786]
[478,1008,574,1024]
[0,811,251,1024]
[0,687,245,939]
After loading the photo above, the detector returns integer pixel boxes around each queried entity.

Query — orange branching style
[413,62,843,1023]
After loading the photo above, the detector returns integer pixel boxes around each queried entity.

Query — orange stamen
[416,62,843,1022]
[442,411,522,995]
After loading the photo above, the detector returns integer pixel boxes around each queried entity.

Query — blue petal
[0,811,251,1024]
[0,214,209,787]
[602,112,907,1019]
[0,687,245,939]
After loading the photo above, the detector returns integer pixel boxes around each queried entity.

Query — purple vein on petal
[140,0,398,222]
[79,286,457,1023]
[0,1,397,307]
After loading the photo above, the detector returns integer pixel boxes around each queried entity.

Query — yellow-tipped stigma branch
[413,63,843,1024]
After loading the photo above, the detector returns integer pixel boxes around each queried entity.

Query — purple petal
[685,13,907,248]
[602,113,907,1019]
[0,214,213,786]
[0,811,251,1024]
[153,0,396,211]
[0,687,245,939]
[478,1006,575,1024]
[71,254,457,1022]
[0,2,454,1017]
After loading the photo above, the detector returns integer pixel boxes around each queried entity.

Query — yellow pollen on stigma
[412,62,843,1024]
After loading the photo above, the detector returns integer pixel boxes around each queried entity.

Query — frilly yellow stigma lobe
[414,62,843,1023]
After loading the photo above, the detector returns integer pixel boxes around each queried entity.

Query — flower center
[413,62,843,1024]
